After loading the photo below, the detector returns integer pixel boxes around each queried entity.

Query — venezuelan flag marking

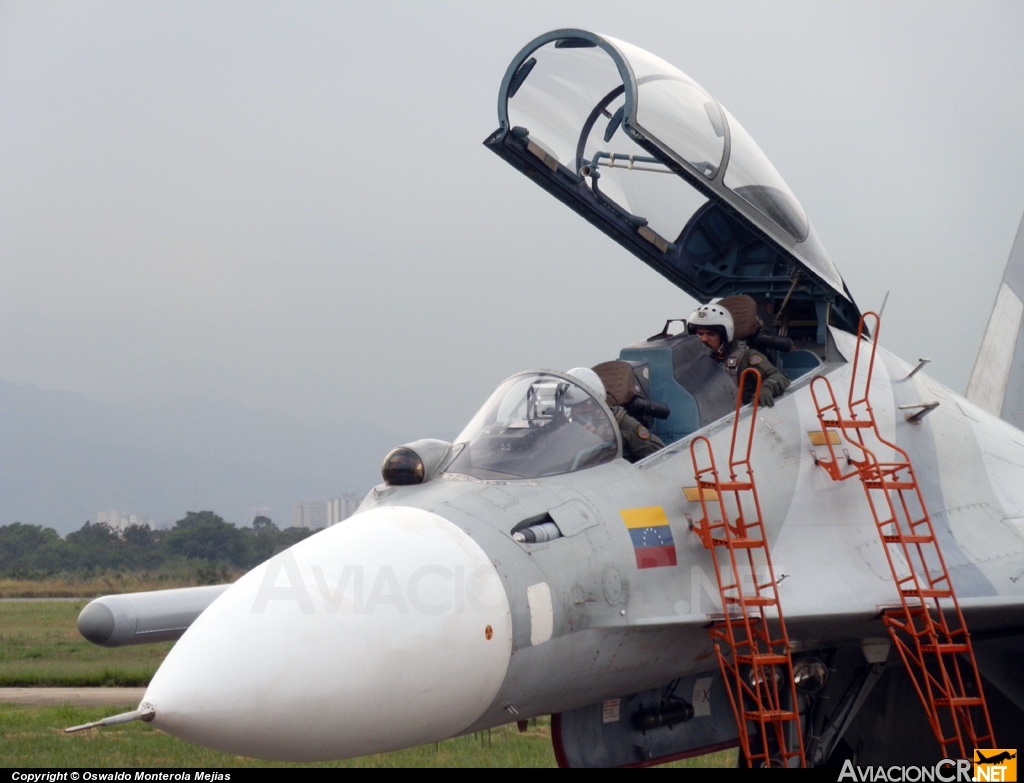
[619,506,677,569]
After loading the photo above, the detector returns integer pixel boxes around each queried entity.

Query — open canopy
[485,29,860,336]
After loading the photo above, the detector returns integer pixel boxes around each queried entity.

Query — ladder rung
[736,654,789,665]
[706,613,751,624]
[901,588,951,598]
[710,537,764,548]
[933,697,984,708]
[882,535,933,544]
[717,481,752,491]
[825,420,872,429]
[864,480,915,490]
[742,710,799,721]
[724,596,776,607]
[921,643,969,654]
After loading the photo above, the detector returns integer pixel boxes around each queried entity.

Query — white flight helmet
[565,367,606,404]
[688,302,735,344]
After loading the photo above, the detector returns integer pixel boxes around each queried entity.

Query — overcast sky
[2,1,1023,445]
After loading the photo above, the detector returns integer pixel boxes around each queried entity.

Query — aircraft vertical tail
[965,211,1024,428]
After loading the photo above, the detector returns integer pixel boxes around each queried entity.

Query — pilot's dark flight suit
[715,341,790,406]
[615,408,665,462]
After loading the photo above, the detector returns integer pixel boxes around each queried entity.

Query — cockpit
[408,29,871,484]
[445,371,619,480]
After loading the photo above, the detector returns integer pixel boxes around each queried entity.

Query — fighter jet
[71,29,1024,766]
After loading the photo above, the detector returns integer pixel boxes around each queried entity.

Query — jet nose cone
[143,507,512,760]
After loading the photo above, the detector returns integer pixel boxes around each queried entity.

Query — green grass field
[0,601,736,767]
[0,575,207,599]
[1,706,735,768]
[1,705,567,767]
[0,600,171,686]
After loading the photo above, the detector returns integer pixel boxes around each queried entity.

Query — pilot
[688,302,791,407]
[566,367,664,463]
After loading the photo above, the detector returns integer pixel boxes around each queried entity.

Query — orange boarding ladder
[809,312,995,757]
[690,369,806,768]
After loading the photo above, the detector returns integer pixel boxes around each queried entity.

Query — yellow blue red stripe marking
[619,506,677,569]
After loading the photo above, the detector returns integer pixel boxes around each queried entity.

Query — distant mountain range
[0,380,391,535]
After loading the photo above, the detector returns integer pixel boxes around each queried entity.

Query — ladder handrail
[848,311,881,417]
[728,368,762,479]
[688,373,806,768]
[810,312,996,756]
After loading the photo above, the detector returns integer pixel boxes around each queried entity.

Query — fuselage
[138,327,1024,760]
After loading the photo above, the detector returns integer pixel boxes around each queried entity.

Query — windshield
[446,371,619,480]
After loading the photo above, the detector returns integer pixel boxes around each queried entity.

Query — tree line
[0,511,314,581]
